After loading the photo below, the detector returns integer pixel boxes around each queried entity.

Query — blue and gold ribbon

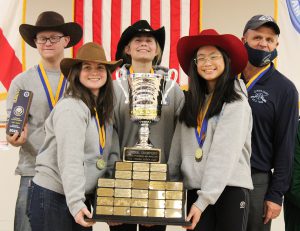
[94,108,106,155]
[37,63,66,111]
[129,66,154,74]
[195,94,213,148]
[238,64,271,92]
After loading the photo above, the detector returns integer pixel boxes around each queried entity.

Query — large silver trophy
[116,68,178,163]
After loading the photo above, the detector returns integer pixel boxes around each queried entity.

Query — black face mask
[244,43,278,67]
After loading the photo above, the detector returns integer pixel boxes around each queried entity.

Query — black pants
[109,224,166,231]
[187,186,249,231]
[284,199,300,231]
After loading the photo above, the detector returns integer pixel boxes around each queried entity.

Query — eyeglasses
[194,54,223,65]
[35,35,65,44]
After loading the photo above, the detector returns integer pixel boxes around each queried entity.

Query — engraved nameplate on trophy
[6,89,33,135]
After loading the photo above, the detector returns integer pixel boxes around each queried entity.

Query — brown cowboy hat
[115,20,165,65]
[177,29,248,76]
[19,11,82,48]
[60,42,123,77]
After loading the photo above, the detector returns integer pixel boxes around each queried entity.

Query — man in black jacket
[240,15,299,231]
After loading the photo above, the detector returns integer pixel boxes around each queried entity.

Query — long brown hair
[65,63,114,123]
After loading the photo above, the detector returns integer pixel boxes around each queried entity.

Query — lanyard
[129,66,154,74]
[195,94,213,148]
[238,64,271,92]
[37,63,66,111]
[94,108,106,155]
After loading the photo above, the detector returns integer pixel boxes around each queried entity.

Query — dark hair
[65,63,114,124]
[121,33,163,65]
[179,47,241,127]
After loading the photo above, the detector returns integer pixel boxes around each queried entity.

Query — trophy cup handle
[116,68,129,104]
[162,68,178,105]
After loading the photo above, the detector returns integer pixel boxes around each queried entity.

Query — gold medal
[195,148,203,162]
[96,158,106,170]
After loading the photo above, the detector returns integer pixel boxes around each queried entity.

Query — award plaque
[92,162,191,226]
[6,89,33,135]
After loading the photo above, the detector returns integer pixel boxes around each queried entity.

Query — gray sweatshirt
[112,65,184,163]
[168,79,253,212]
[33,97,118,217]
[6,66,62,176]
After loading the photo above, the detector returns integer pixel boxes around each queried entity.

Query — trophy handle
[162,68,178,105]
[116,68,129,104]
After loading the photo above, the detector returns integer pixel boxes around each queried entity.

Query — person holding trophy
[168,29,253,231]
[27,42,122,230]
[110,20,184,231]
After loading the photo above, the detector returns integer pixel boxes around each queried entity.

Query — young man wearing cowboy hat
[6,11,82,231]
[240,15,299,231]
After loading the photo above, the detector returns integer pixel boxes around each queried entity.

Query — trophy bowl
[116,69,178,163]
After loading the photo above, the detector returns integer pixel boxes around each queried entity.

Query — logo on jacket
[250,89,269,103]
[240,201,246,209]
[286,0,300,34]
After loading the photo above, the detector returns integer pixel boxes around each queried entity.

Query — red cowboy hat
[177,29,248,76]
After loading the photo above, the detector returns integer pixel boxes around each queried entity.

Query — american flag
[73,0,202,86]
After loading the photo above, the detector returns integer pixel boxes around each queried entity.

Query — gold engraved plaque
[149,181,166,190]
[132,180,149,189]
[133,163,150,171]
[97,197,114,206]
[166,182,183,191]
[132,171,149,180]
[115,179,132,188]
[115,170,132,179]
[150,172,167,181]
[149,190,165,200]
[148,199,165,209]
[166,191,183,200]
[131,198,148,207]
[98,178,115,188]
[116,162,132,171]
[131,208,148,217]
[132,189,148,199]
[114,188,131,198]
[148,208,165,217]
[165,209,182,218]
[96,206,113,215]
[150,163,167,172]
[97,188,114,197]
[114,198,131,207]
[166,200,183,209]
[113,207,131,216]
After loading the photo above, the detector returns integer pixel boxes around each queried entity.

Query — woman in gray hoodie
[27,42,122,230]
[168,29,253,231]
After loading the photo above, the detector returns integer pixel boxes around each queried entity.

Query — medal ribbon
[129,66,154,74]
[37,63,66,111]
[94,108,106,155]
[195,94,213,148]
[238,63,271,92]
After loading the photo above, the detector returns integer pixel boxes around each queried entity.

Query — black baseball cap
[243,15,280,35]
